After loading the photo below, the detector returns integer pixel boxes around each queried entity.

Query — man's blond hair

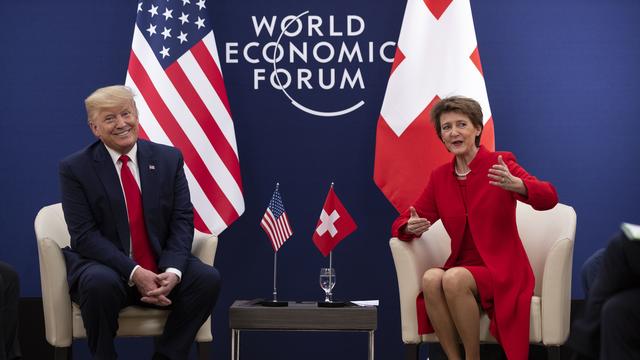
[84,85,137,124]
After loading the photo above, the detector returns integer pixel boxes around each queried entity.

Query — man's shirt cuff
[128,266,182,286]
[165,267,182,282]
[128,265,141,287]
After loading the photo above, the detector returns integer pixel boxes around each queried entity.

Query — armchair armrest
[389,221,450,344]
[37,237,73,347]
[540,236,574,345]
[191,231,218,266]
[191,230,217,342]
[389,237,428,344]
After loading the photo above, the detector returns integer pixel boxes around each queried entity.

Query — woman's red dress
[392,146,558,360]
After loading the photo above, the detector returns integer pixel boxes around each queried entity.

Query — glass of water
[319,267,336,302]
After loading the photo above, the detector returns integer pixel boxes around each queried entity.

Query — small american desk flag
[125,0,244,235]
[260,185,293,252]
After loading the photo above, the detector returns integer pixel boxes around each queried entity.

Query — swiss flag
[374,0,495,212]
[312,186,357,257]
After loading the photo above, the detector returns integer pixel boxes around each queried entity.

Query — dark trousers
[568,232,640,360]
[0,262,20,360]
[70,257,220,360]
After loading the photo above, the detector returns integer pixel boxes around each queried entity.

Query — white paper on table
[351,300,379,306]
[621,222,640,241]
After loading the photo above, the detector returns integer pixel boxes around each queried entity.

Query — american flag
[260,185,293,252]
[125,0,244,235]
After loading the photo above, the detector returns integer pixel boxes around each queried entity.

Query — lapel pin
[149,165,156,170]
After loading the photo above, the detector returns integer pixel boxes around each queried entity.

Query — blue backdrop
[1,0,639,359]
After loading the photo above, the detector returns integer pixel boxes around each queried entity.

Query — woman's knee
[442,267,474,298]
[422,268,444,294]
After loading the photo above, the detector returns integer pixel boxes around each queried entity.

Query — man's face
[90,102,139,154]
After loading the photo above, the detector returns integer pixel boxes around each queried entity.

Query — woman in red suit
[392,96,558,360]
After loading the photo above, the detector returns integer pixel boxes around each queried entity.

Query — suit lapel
[92,142,131,254]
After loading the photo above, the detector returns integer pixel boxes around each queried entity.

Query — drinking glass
[319,268,336,302]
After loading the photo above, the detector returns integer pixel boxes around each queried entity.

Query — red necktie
[119,155,157,273]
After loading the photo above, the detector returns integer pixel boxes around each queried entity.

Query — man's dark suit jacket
[59,139,194,288]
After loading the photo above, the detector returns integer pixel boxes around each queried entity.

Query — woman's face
[439,112,481,157]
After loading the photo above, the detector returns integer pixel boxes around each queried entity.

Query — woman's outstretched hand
[406,206,431,236]
[488,155,527,196]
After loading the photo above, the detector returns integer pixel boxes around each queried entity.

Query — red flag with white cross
[312,186,357,257]
[374,0,495,212]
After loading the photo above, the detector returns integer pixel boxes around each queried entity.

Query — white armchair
[34,203,217,360]
[389,202,576,360]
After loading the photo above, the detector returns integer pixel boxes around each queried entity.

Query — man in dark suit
[568,231,640,359]
[59,85,220,359]
[0,262,20,360]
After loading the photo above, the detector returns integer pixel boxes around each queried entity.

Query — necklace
[455,167,471,177]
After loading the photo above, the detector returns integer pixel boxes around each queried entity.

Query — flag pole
[329,251,333,301]
[329,182,334,301]
[273,182,279,302]
[272,251,278,302]
[262,247,286,306]
[329,180,334,274]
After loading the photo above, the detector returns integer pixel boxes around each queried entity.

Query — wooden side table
[229,300,378,360]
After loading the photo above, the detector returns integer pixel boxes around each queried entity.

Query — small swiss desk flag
[312,186,357,257]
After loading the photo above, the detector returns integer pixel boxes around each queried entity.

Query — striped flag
[374,0,495,212]
[260,185,293,252]
[125,0,244,235]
